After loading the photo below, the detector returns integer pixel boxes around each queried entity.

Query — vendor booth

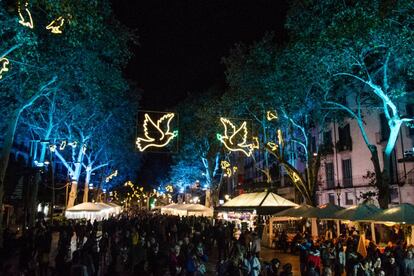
[65,202,121,221]
[216,191,298,232]
[104,202,123,215]
[364,203,414,245]
[160,203,213,217]
[265,204,316,247]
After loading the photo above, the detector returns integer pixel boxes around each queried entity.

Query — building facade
[316,104,414,207]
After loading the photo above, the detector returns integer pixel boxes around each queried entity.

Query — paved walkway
[261,247,300,275]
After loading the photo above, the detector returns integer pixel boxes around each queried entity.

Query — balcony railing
[336,140,352,152]
[319,143,334,155]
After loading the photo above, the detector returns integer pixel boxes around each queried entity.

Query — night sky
[111,0,288,186]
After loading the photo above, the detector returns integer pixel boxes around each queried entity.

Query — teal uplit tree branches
[286,0,414,207]
[170,90,224,205]
[223,35,328,205]
[0,0,139,238]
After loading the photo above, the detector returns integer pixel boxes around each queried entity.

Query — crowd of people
[1,211,414,276]
[0,212,294,275]
[276,228,414,276]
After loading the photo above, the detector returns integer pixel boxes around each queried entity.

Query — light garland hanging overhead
[217,117,254,157]
[136,113,178,152]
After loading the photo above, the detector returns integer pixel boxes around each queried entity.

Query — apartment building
[316,104,414,207]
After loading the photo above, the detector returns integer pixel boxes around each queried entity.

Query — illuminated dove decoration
[46,16,65,34]
[0,58,10,79]
[136,113,178,152]
[217,118,254,157]
[18,2,34,29]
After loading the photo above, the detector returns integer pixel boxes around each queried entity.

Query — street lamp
[336,183,341,206]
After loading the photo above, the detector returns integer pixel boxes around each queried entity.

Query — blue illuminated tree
[223,35,329,205]
[1,0,138,235]
[287,0,414,207]
[170,90,224,205]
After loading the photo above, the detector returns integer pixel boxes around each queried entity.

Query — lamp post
[336,183,341,206]
[333,118,341,206]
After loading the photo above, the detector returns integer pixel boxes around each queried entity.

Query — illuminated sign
[136,113,178,152]
[217,118,254,157]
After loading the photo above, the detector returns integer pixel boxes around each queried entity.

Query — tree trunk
[28,144,47,228]
[369,145,389,209]
[0,112,20,247]
[26,171,41,228]
[67,180,78,208]
[83,171,91,203]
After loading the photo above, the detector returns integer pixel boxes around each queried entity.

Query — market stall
[65,202,118,221]
[216,191,298,232]
[265,204,317,247]
[333,203,381,243]
[364,203,414,245]
[160,203,213,217]
[104,202,123,215]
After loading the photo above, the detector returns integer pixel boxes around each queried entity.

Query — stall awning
[332,204,381,221]
[160,203,213,217]
[300,203,345,220]
[218,191,298,215]
[367,203,414,225]
[65,202,121,221]
[273,204,316,218]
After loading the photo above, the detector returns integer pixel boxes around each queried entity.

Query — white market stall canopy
[65,202,122,221]
[160,203,213,217]
[219,191,298,215]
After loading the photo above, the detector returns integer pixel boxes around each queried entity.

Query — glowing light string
[0,58,10,79]
[59,140,66,150]
[136,113,178,152]
[105,170,118,183]
[252,136,260,149]
[49,144,56,152]
[68,141,77,148]
[267,142,279,151]
[267,111,278,121]
[46,16,65,34]
[165,185,173,193]
[82,144,87,154]
[217,118,254,157]
[292,172,301,183]
[220,160,237,177]
[221,161,230,170]
[18,1,34,29]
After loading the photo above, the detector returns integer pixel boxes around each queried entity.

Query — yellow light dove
[18,1,34,29]
[0,58,10,79]
[46,16,65,34]
[136,113,178,152]
[217,118,254,157]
